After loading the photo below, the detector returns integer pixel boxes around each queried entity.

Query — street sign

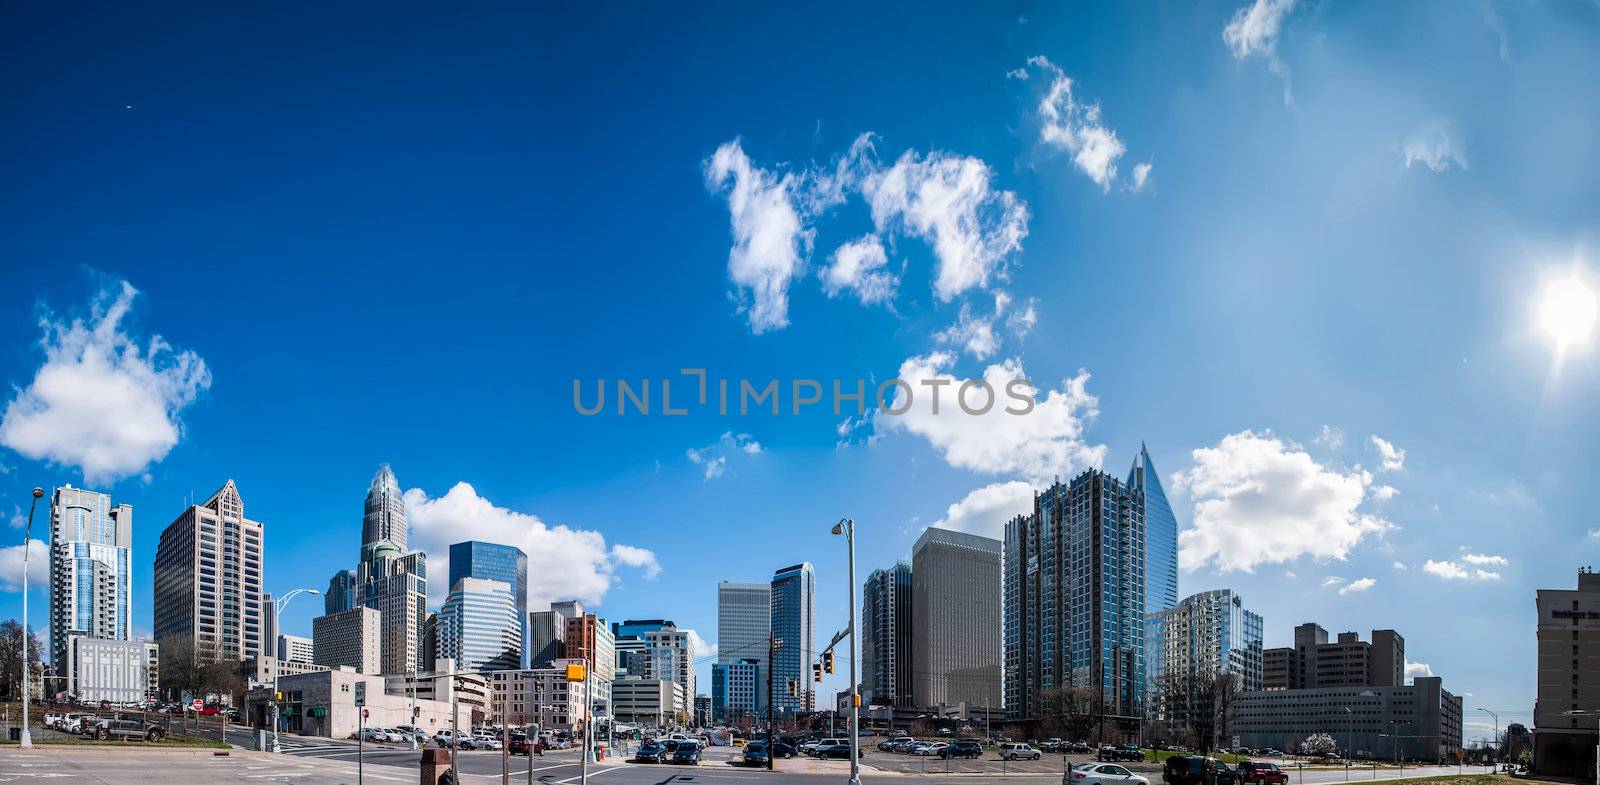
[362,708,369,719]
[192,699,203,712]
[354,682,366,707]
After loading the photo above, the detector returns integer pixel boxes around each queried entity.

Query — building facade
[323,465,430,676]
[912,529,1002,708]
[862,563,913,708]
[247,669,470,740]
[528,609,568,668]
[313,606,381,674]
[1004,467,1148,735]
[554,602,614,716]
[64,637,157,704]
[770,563,815,714]
[1262,624,1405,690]
[279,634,314,664]
[325,570,357,615]
[449,541,529,666]
[640,626,696,710]
[612,675,684,728]
[49,486,133,674]
[711,658,761,722]
[717,581,771,708]
[1230,677,1462,761]
[1148,589,1264,736]
[1533,569,1600,778]
[437,577,521,672]
[152,480,266,669]
[486,659,588,729]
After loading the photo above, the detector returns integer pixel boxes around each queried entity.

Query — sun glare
[1537,274,1597,351]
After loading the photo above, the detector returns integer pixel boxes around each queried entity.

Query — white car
[1068,763,1150,785]
[1002,743,1042,761]
[916,742,948,756]
[474,735,504,750]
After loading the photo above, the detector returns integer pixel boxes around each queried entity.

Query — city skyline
[2,1,1596,744]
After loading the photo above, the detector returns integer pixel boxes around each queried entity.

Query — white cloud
[1130,162,1153,193]
[1392,561,1407,571]
[1321,576,1346,588]
[1403,122,1468,173]
[1371,484,1399,501]
[935,304,1001,360]
[1005,296,1039,338]
[1422,559,1502,581]
[1313,425,1344,449]
[1022,56,1130,192]
[1339,577,1376,595]
[1174,430,1393,573]
[931,480,1035,541]
[819,235,898,305]
[1588,529,1600,541]
[7,505,23,530]
[1405,661,1435,682]
[1222,0,1299,104]
[687,432,764,480]
[1369,435,1406,472]
[1460,552,1508,566]
[878,353,1106,485]
[705,140,813,334]
[0,538,49,592]
[686,628,717,659]
[405,483,659,611]
[862,146,1030,302]
[0,281,211,485]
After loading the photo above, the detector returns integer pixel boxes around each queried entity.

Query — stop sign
[192,699,203,712]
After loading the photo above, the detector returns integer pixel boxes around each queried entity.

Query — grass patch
[0,733,229,749]
[1146,749,1251,765]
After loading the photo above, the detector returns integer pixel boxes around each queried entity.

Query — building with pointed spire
[1131,444,1179,614]
[153,480,267,667]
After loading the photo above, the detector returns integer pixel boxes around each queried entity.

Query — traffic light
[565,662,587,683]
[275,691,284,701]
[822,651,834,674]
[813,663,823,683]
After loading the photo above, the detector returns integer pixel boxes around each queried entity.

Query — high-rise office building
[528,609,567,667]
[718,582,771,678]
[324,465,429,675]
[912,529,1002,708]
[1533,569,1600,778]
[641,626,696,713]
[278,634,315,663]
[770,563,815,714]
[1261,623,1405,690]
[711,659,761,722]
[152,480,266,667]
[449,541,529,665]
[1004,466,1147,735]
[862,562,913,708]
[437,577,521,672]
[1148,589,1264,731]
[1131,444,1179,613]
[553,601,614,714]
[313,606,381,674]
[48,486,133,673]
[613,619,675,640]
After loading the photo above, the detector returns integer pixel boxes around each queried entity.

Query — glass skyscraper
[48,486,133,674]
[770,563,815,715]
[861,563,912,708]
[1130,443,1179,613]
[437,576,521,672]
[1147,589,1264,730]
[449,541,529,665]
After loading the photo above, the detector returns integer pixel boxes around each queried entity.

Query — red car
[1238,761,1287,785]
[198,706,224,716]
[510,735,533,756]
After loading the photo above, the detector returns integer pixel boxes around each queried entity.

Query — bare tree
[0,620,44,700]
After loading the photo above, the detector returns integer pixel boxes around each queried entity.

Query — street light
[271,587,320,753]
[831,517,862,785]
[1478,709,1499,769]
[19,487,43,749]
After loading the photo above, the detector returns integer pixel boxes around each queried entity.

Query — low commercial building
[1230,677,1462,761]
[64,637,158,704]
[1533,568,1600,778]
[1262,623,1404,690]
[382,659,491,724]
[278,634,314,663]
[247,668,469,740]
[243,655,330,689]
[611,675,683,728]
[485,659,589,730]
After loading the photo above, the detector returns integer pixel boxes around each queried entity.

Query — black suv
[1098,744,1145,762]
[1163,756,1240,785]
[90,717,165,742]
[940,740,984,759]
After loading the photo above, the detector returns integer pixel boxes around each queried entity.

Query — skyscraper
[770,563,815,714]
[152,480,266,667]
[48,485,133,673]
[449,541,528,665]
[861,562,912,708]
[437,577,521,672]
[1004,466,1147,735]
[717,581,771,696]
[1131,444,1179,613]
[641,626,697,717]
[322,464,428,675]
[1148,589,1264,730]
[912,529,1001,708]
[528,609,567,667]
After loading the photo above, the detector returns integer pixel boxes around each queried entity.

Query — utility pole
[19,487,42,749]
[766,635,781,771]
[835,517,862,785]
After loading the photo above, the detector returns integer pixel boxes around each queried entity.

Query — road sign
[362,708,369,719]
[192,699,203,712]
[354,681,366,707]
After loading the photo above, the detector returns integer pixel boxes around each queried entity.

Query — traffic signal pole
[766,635,780,771]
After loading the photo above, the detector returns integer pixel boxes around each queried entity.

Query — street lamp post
[832,518,862,785]
[1341,706,1353,782]
[19,487,43,749]
[271,587,320,753]
[1478,709,1498,769]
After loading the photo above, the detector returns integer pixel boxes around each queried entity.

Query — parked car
[915,742,948,756]
[1002,743,1043,761]
[741,742,772,766]
[1163,756,1240,785]
[940,741,984,759]
[1098,744,1145,762]
[1042,738,1065,752]
[509,734,533,756]
[1238,762,1288,785]
[435,730,477,749]
[671,741,702,765]
[1070,762,1151,785]
[474,734,504,751]
[636,741,668,763]
[1066,741,1094,754]
[89,718,165,742]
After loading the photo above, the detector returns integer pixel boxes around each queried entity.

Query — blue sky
[2,2,1597,741]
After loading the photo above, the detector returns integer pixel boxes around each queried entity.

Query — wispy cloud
[1016,56,1139,192]
[1222,0,1300,104]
